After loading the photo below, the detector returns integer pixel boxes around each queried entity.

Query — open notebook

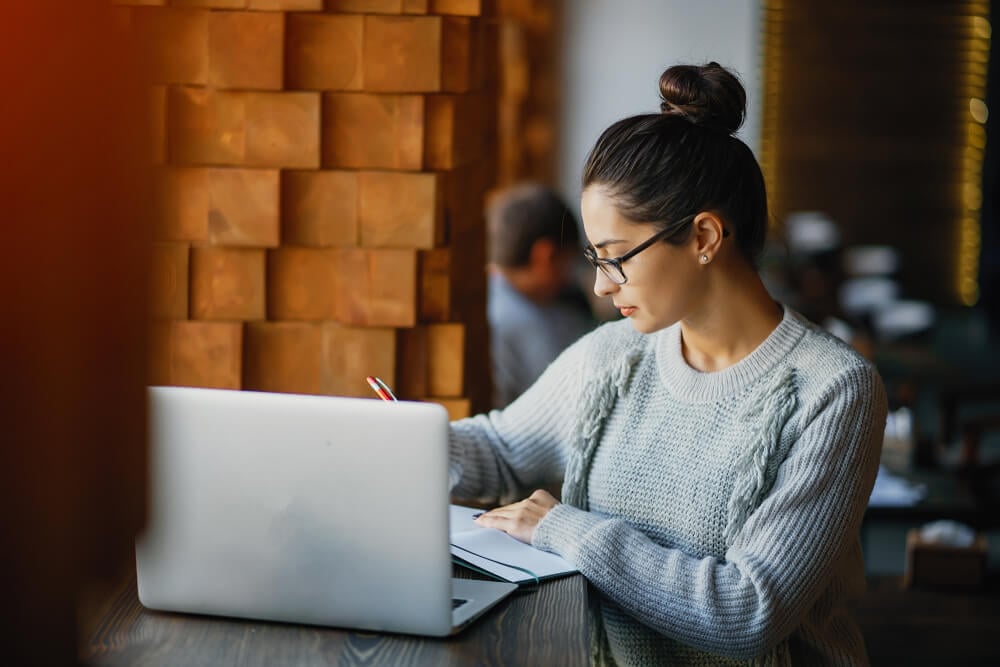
[450,505,578,585]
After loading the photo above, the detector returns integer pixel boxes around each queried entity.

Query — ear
[529,237,558,268]
[691,212,727,265]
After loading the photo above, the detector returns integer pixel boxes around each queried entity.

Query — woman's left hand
[474,489,559,544]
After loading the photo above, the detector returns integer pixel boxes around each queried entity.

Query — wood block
[427,397,470,420]
[441,17,472,92]
[170,87,321,168]
[425,94,483,169]
[173,0,245,7]
[441,161,488,317]
[321,93,424,169]
[321,323,397,398]
[243,322,323,394]
[157,167,279,246]
[190,247,266,320]
[134,8,208,85]
[363,16,471,93]
[418,248,452,321]
[326,0,403,12]
[424,95,458,169]
[267,247,338,320]
[112,0,167,5]
[427,322,464,396]
[249,0,323,8]
[396,326,428,397]
[333,248,417,327]
[207,168,280,247]
[150,85,166,165]
[363,16,440,92]
[150,242,189,320]
[429,0,481,14]
[243,92,321,168]
[156,167,209,242]
[286,14,363,91]
[168,88,239,165]
[283,171,359,247]
[208,11,284,90]
[359,171,443,248]
[461,314,490,413]
[149,321,242,389]
[403,0,429,12]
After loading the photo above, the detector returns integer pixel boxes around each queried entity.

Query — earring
[700,254,709,264]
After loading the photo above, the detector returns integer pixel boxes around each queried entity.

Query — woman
[450,62,886,665]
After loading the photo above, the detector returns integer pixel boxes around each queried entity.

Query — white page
[449,505,577,584]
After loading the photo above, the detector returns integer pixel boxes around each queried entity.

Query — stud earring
[700,254,709,263]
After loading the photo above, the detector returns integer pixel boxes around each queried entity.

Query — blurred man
[486,184,597,408]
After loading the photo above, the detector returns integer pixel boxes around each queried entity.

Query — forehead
[580,186,642,240]
[582,186,621,222]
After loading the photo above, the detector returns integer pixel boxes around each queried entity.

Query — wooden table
[81,568,590,667]
[82,569,1000,666]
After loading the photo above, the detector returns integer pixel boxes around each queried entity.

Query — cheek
[628,259,696,321]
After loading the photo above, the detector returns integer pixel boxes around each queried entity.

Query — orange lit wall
[121,0,500,416]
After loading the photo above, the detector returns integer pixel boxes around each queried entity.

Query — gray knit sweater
[449,307,886,666]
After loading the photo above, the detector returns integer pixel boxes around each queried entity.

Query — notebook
[136,386,517,637]
[450,505,578,585]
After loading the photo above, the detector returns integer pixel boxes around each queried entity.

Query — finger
[529,489,550,502]
[528,489,559,508]
[474,512,516,532]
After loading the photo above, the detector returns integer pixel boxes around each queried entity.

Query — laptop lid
[136,386,457,636]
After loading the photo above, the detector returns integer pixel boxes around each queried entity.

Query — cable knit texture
[449,307,886,666]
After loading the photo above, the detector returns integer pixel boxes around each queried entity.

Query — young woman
[449,62,886,665]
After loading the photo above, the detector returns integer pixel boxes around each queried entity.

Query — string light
[957,8,991,306]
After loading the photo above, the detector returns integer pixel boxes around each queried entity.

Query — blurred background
[3,0,1000,664]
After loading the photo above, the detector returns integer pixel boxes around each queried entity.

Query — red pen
[365,376,397,402]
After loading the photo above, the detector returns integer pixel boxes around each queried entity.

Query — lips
[617,306,636,317]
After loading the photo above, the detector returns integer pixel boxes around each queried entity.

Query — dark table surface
[854,575,1000,667]
[80,566,590,667]
[81,567,1000,666]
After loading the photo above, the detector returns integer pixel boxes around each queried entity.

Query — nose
[593,269,619,298]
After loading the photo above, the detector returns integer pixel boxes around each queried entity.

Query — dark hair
[582,62,768,265]
[487,183,580,267]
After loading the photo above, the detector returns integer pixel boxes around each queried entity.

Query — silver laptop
[136,386,517,636]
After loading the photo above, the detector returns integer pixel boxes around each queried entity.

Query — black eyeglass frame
[583,216,729,285]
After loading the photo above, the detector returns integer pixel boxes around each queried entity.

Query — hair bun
[658,62,746,135]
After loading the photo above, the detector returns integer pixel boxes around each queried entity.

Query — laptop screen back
[136,386,454,635]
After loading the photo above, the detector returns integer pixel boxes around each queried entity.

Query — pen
[365,376,398,402]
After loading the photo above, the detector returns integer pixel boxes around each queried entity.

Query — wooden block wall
[130,0,496,414]
[494,0,557,187]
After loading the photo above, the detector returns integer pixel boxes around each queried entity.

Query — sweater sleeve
[448,328,593,501]
[532,363,887,660]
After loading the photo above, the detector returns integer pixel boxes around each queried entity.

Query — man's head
[487,184,581,302]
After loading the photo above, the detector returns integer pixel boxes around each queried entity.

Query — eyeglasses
[583,216,728,285]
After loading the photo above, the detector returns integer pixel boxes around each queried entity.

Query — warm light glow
[974,16,992,38]
[966,123,987,147]
[970,98,989,123]
[964,184,982,210]
[956,7,990,306]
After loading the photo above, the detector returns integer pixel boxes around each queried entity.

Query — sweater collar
[654,305,808,403]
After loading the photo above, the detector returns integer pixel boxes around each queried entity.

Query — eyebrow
[590,239,629,250]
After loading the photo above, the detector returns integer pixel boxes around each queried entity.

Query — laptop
[136,386,517,636]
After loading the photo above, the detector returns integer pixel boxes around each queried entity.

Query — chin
[627,312,676,335]
[628,316,660,335]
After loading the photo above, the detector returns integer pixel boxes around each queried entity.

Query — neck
[679,259,783,373]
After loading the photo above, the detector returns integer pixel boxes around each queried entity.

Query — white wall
[558,0,762,212]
